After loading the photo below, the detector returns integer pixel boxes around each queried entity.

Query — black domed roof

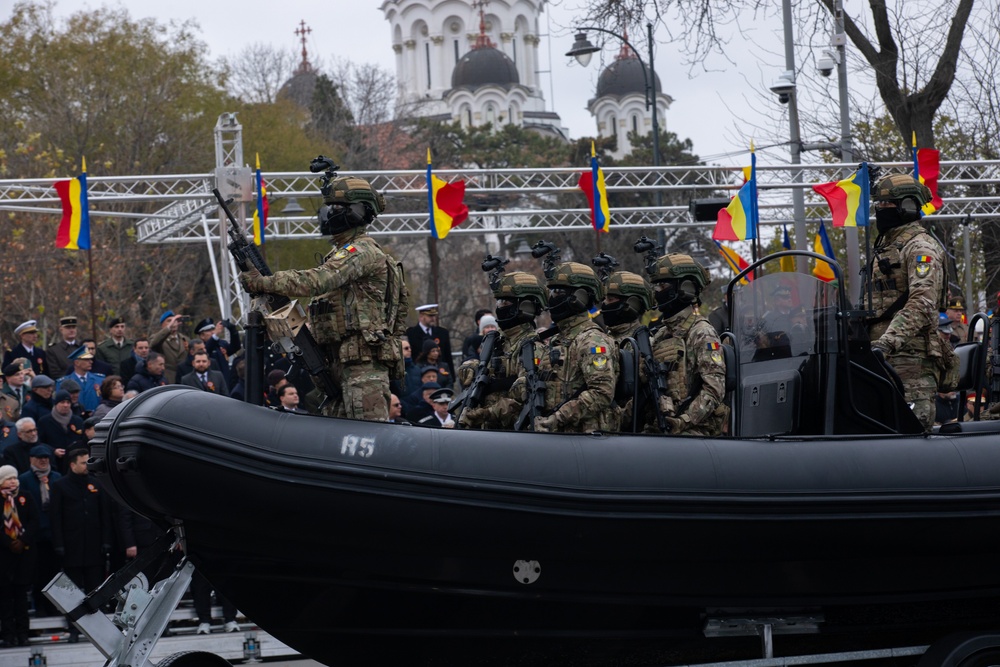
[595,56,661,98]
[278,69,318,108]
[451,47,520,89]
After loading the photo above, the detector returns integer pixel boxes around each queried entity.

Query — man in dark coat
[125,353,167,394]
[18,446,61,616]
[50,448,113,599]
[2,418,44,474]
[20,374,56,423]
[405,305,455,380]
[119,338,150,388]
[179,352,229,396]
[37,391,87,468]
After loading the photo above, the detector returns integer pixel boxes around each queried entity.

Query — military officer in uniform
[241,175,399,421]
[3,321,47,376]
[647,254,728,436]
[456,271,548,430]
[55,345,105,417]
[46,316,81,379]
[533,262,618,433]
[865,172,943,430]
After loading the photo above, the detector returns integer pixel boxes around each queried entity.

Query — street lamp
[568,23,665,249]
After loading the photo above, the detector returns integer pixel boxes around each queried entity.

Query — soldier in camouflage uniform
[533,262,618,433]
[598,270,653,431]
[241,176,403,422]
[647,254,727,436]
[456,271,548,430]
[864,173,943,430]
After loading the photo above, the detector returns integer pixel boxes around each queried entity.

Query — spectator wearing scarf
[0,464,39,647]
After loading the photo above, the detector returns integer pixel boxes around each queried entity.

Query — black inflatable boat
[89,253,1000,667]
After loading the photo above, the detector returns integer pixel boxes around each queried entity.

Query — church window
[632,115,639,135]
[454,39,460,64]
[610,114,617,136]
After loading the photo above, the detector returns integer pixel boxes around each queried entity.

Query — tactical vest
[868,224,946,340]
[309,236,389,364]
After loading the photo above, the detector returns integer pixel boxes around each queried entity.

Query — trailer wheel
[918,633,1000,667]
[156,651,232,667]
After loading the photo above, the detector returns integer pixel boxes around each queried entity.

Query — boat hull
[91,386,1000,665]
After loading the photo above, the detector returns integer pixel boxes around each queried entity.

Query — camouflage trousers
[888,354,938,430]
[320,360,390,422]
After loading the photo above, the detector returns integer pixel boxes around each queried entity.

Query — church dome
[278,69,318,107]
[595,56,661,98]
[451,47,520,90]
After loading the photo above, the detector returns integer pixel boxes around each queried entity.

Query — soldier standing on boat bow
[647,254,728,436]
[240,159,407,421]
[864,172,944,430]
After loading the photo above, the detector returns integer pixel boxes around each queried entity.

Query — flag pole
[87,248,97,337]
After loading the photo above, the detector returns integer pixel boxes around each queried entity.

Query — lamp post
[568,23,665,249]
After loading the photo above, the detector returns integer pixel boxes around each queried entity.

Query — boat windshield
[730,270,841,363]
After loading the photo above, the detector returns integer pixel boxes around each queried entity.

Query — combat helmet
[649,254,711,317]
[649,254,711,288]
[324,176,387,214]
[547,262,604,301]
[493,271,548,329]
[606,271,653,311]
[873,173,931,225]
[547,262,604,322]
[873,173,931,207]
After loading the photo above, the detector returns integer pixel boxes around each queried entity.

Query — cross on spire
[472,0,496,49]
[294,20,313,73]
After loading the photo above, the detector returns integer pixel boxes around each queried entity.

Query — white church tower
[380,0,565,138]
[590,38,673,160]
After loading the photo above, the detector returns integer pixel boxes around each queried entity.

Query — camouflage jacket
[242,227,390,363]
[542,312,618,432]
[650,306,727,436]
[867,222,943,358]
[457,323,542,430]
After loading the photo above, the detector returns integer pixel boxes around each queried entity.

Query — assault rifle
[633,326,671,433]
[214,188,341,406]
[450,330,500,422]
[450,255,508,422]
[514,339,545,431]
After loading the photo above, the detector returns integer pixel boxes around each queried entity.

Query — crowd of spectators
[0,302,480,645]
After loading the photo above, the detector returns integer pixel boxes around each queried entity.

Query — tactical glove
[534,412,562,433]
[239,268,263,293]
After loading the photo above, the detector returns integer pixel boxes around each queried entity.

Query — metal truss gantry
[2,113,999,317]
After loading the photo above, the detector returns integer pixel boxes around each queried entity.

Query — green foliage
[0,2,227,175]
[411,120,575,170]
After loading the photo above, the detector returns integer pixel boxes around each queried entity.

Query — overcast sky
[4,0,842,168]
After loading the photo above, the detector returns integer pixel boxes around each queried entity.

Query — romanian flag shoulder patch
[707,341,721,351]
[590,346,607,354]
[916,255,931,263]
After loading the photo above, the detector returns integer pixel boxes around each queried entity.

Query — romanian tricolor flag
[780,225,795,273]
[713,144,758,241]
[578,141,611,233]
[812,221,836,283]
[715,241,753,285]
[54,157,91,250]
[252,153,268,246]
[812,162,870,227]
[427,148,469,240]
[912,133,943,215]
